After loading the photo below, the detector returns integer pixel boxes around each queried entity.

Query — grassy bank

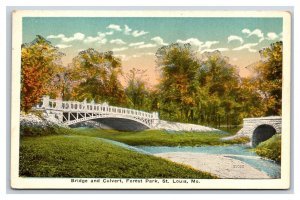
[255,134,281,163]
[20,130,215,178]
[71,128,249,146]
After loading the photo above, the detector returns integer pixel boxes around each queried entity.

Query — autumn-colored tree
[70,49,127,106]
[21,35,64,112]
[255,41,283,115]
[156,43,199,122]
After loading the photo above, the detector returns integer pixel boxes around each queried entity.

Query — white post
[42,96,50,108]
[56,99,62,109]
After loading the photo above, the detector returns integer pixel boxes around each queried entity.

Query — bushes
[19,113,71,136]
[20,124,71,137]
[255,134,281,163]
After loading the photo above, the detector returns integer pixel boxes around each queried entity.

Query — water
[65,134,281,178]
[138,145,281,178]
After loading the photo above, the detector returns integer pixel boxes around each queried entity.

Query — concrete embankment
[153,120,222,133]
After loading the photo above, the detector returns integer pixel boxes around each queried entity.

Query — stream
[100,138,281,178]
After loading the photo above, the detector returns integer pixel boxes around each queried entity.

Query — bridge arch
[66,114,152,131]
[252,124,277,147]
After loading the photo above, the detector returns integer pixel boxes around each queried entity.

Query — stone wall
[237,116,281,138]
[224,116,282,146]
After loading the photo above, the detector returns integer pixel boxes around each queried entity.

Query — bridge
[35,96,159,130]
[233,116,282,147]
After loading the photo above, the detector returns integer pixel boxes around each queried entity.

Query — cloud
[110,39,126,45]
[228,35,244,44]
[232,43,258,52]
[47,33,85,43]
[151,36,168,46]
[202,41,219,49]
[129,42,145,47]
[47,34,65,39]
[242,28,264,43]
[242,28,251,35]
[107,24,122,31]
[124,25,132,35]
[201,48,229,54]
[266,32,279,40]
[136,43,157,48]
[62,33,85,42]
[105,31,114,35]
[56,44,72,49]
[177,38,219,51]
[112,47,128,52]
[132,30,149,37]
[83,32,107,44]
[177,38,203,48]
[123,25,148,37]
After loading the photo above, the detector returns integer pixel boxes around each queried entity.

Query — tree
[155,43,200,122]
[197,51,240,127]
[21,35,64,112]
[254,41,282,115]
[125,68,149,110]
[70,49,127,106]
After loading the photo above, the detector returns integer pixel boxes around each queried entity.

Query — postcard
[11,10,291,189]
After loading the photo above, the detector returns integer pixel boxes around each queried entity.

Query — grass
[19,122,247,178]
[20,134,215,178]
[71,128,249,146]
[255,134,281,163]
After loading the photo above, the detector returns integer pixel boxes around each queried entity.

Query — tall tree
[254,41,282,115]
[197,51,240,127]
[156,43,199,122]
[21,35,64,112]
[70,49,127,106]
[125,68,149,110]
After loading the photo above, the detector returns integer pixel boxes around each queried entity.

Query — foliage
[228,136,250,144]
[19,134,215,178]
[255,41,283,115]
[20,123,71,137]
[71,128,249,146]
[155,44,200,122]
[155,44,242,127]
[20,35,282,128]
[125,68,149,110]
[21,35,65,112]
[255,134,281,163]
[69,49,127,106]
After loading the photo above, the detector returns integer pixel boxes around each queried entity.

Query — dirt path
[155,152,270,179]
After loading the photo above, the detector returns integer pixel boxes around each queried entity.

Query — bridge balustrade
[37,96,159,121]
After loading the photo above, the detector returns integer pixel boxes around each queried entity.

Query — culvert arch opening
[252,124,276,147]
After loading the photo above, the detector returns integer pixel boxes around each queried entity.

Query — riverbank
[19,130,215,178]
[154,152,270,179]
[72,128,249,146]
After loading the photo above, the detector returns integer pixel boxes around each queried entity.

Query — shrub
[255,134,281,163]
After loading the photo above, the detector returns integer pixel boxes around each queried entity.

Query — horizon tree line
[20,35,282,128]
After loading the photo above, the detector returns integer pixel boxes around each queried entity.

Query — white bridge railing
[36,96,159,127]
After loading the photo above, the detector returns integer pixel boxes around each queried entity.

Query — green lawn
[71,128,249,146]
[19,123,249,178]
[19,134,215,178]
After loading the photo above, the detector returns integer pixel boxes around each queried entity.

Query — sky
[23,17,283,86]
